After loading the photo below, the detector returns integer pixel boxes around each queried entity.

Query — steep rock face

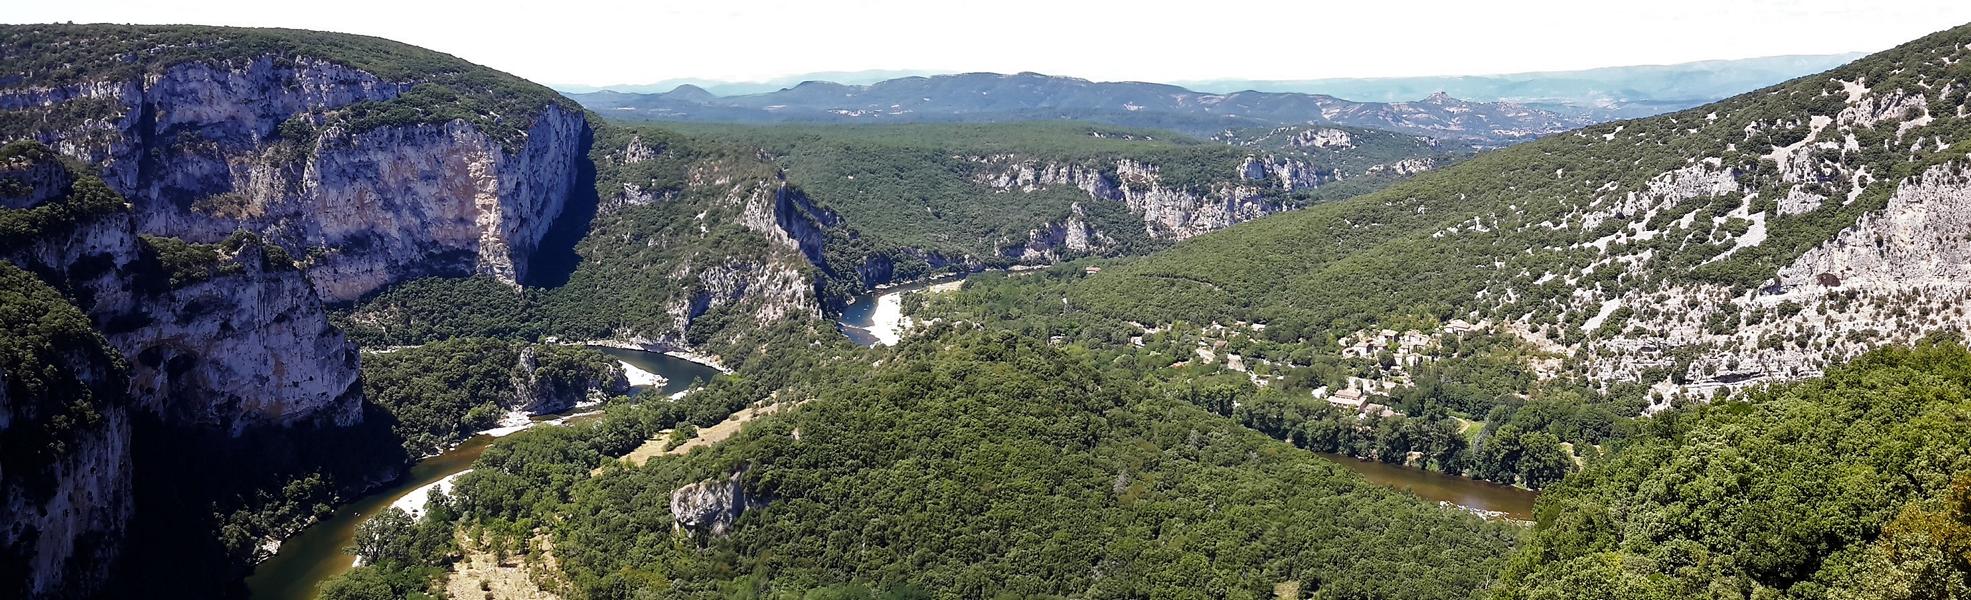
[0,149,366,592]
[1,202,360,432]
[1237,154,1331,191]
[0,56,405,190]
[281,103,587,301]
[6,56,590,303]
[972,155,1287,240]
[1777,163,1971,289]
[1112,159,1280,239]
[669,470,761,537]
[1004,203,1107,262]
[746,183,837,268]
[119,241,363,432]
[651,179,825,337]
[6,407,130,598]
[0,265,133,599]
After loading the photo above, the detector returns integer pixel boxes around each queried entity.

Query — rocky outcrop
[669,469,762,537]
[125,243,362,432]
[667,256,820,334]
[0,268,133,598]
[1776,162,1971,290]
[271,103,588,302]
[1289,128,1355,149]
[749,183,837,268]
[1004,203,1107,262]
[3,160,361,433]
[510,345,629,414]
[0,147,366,594]
[6,55,591,302]
[1237,154,1331,192]
[972,155,1288,240]
[1112,159,1280,239]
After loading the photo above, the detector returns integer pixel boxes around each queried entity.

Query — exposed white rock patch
[1779,186,1826,216]
[971,154,1308,240]
[390,470,471,518]
[1581,299,1624,332]
[620,361,666,388]
[865,292,906,346]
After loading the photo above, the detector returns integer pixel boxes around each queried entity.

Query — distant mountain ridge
[563,55,1859,137]
[553,69,938,96]
[1177,53,1864,109]
[570,72,1598,145]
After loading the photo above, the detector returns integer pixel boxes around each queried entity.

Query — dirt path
[616,401,798,467]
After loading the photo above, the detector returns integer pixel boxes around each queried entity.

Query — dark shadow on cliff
[107,401,407,599]
[522,124,599,288]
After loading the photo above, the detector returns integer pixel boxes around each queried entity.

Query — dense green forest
[362,339,621,455]
[1494,340,1971,599]
[673,121,1455,257]
[332,330,1521,599]
[906,265,1635,488]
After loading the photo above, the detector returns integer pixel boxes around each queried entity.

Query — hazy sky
[10,1,1971,86]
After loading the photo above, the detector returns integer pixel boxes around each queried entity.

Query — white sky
[10,0,1971,86]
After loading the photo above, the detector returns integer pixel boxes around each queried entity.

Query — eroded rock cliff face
[2,150,362,434]
[1004,203,1108,262]
[970,154,1295,241]
[0,264,133,599]
[5,54,590,303]
[0,147,369,594]
[2,26,596,596]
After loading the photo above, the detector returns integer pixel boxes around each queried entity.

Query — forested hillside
[677,122,1457,255]
[917,22,1971,402]
[891,23,1971,502]
[340,118,1457,351]
[1495,340,1971,599]
[9,16,1971,600]
[329,330,1522,599]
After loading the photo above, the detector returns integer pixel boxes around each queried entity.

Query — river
[838,274,969,347]
[244,347,716,600]
[1312,453,1538,521]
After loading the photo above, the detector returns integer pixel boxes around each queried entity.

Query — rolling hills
[570,71,1597,144]
[929,21,1971,403]
[7,16,1971,600]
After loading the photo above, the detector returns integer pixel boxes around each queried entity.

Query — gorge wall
[5,55,590,303]
[0,25,595,597]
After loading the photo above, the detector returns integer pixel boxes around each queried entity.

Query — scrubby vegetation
[0,142,125,252]
[945,23,1971,351]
